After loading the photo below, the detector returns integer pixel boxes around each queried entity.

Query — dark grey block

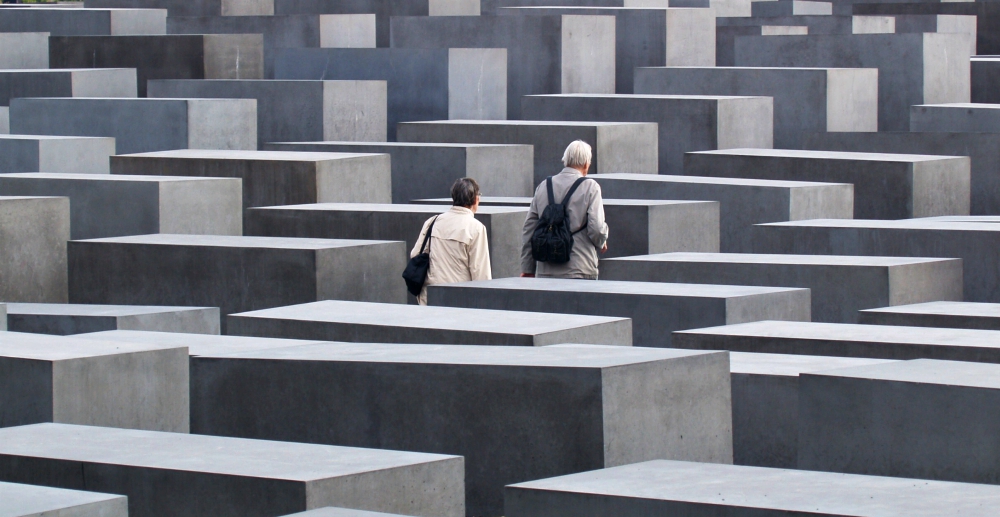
[674,320,1000,362]
[591,173,854,252]
[859,301,1000,330]
[684,149,971,219]
[0,332,189,432]
[483,0,710,15]
[245,203,528,278]
[265,142,532,202]
[192,342,729,516]
[9,97,257,154]
[0,196,69,303]
[602,253,962,323]
[522,94,773,174]
[0,7,166,35]
[0,480,127,517]
[504,459,1000,517]
[0,136,116,174]
[972,57,1000,103]
[911,103,1000,133]
[0,32,48,69]
[752,0,832,16]
[68,234,408,332]
[0,173,243,239]
[799,359,1000,485]
[427,278,810,348]
[397,120,658,185]
[149,80,387,148]
[85,0,274,17]
[0,69,136,106]
[730,352,895,468]
[6,303,220,336]
[0,423,464,517]
[79,329,324,357]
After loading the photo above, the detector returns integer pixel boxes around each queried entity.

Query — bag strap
[419,216,439,254]
[561,177,589,205]
[545,176,556,207]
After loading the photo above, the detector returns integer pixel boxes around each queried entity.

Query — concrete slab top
[730,351,896,376]
[679,321,1000,349]
[5,303,215,317]
[597,173,850,188]
[72,234,398,250]
[232,300,631,335]
[0,481,125,517]
[610,252,955,266]
[419,197,716,208]
[252,203,528,215]
[916,103,1000,110]
[403,120,657,128]
[0,134,113,141]
[762,219,1000,232]
[526,93,771,101]
[272,141,532,150]
[812,358,1000,389]
[0,7,160,12]
[693,148,967,163]
[78,329,325,356]
[0,331,185,361]
[0,195,65,202]
[116,149,386,162]
[0,68,133,74]
[501,6,712,11]
[508,459,1000,516]
[197,341,713,368]
[0,423,460,481]
[0,172,236,183]
[639,66,873,72]
[281,508,412,517]
[440,277,808,298]
[919,216,1000,223]
[861,301,1000,318]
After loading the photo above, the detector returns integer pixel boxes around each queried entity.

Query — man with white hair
[520,140,609,279]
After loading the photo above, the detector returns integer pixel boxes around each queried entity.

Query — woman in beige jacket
[410,178,492,305]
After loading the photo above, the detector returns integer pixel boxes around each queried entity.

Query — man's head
[562,140,592,175]
[451,177,481,213]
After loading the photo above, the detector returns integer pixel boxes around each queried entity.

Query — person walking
[520,140,609,279]
[409,177,492,304]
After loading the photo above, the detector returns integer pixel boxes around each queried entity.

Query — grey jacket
[520,168,609,279]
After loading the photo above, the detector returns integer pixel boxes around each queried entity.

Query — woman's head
[451,177,481,210]
[562,140,592,172]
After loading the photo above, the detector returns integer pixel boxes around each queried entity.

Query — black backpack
[530,176,589,264]
[402,216,438,296]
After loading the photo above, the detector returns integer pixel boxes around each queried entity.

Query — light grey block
[280,509,412,517]
[911,103,1000,133]
[85,0,275,17]
[859,301,1000,331]
[0,107,7,134]
[0,173,243,239]
[522,94,774,174]
[684,149,971,219]
[227,299,633,346]
[79,329,323,357]
[972,58,1000,103]
[10,97,257,154]
[591,173,854,252]
[68,235,409,332]
[0,33,48,69]
[0,305,5,331]
[752,0,832,16]
[0,69,137,106]
[6,303,220,336]
[0,332,189,432]
[504,459,1000,517]
[729,352,896,468]
[602,253,962,323]
[0,7,165,35]
[274,0,448,47]
[0,423,464,517]
[0,136,115,174]
[264,142,533,202]
[427,278,810,348]
[0,480,127,517]
[245,203,529,278]
[0,196,69,303]
[149,80,388,148]
[109,150,392,224]
[635,67,878,148]
[799,359,1000,485]
[397,120,659,185]
[192,342,728,516]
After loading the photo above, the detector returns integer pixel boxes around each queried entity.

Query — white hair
[561,140,592,168]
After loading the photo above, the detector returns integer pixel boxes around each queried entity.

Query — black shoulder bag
[402,216,439,296]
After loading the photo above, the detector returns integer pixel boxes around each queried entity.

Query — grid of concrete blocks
[0,0,997,516]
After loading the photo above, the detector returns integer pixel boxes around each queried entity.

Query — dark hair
[451,177,480,207]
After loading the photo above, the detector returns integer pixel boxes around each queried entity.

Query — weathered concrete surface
[281,509,415,517]
[0,196,69,303]
[0,136,116,174]
[0,480,127,517]
[227,300,633,346]
[0,7,166,35]
[0,33,49,69]
[911,103,1000,133]
[85,0,275,17]
[191,342,729,516]
[602,253,962,323]
[0,423,465,517]
[5,303,220,336]
[972,58,1000,103]
[78,329,324,357]
[851,2,999,55]
[859,301,1000,331]
[0,69,136,106]
[0,331,189,432]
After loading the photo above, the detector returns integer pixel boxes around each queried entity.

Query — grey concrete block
[0,423,464,517]
[715,19,836,66]
[752,0,831,16]
[734,32,972,131]
[500,7,714,94]
[192,342,729,516]
[281,509,413,517]
[68,234,408,332]
[245,203,529,278]
[149,80,387,148]
[10,97,257,154]
[79,329,324,356]
[0,332,188,432]
[522,94,774,174]
[893,14,977,53]
[504,459,1000,517]
[0,69,136,106]
[6,303,220,336]
[397,120,658,186]
[265,142,533,202]
[635,67,877,148]
[274,48,506,140]
[0,305,5,331]
[591,173,854,252]
[972,58,1000,103]
[859,301,1000,331]
[0,7,165,35]
[684,149,971,219]
[729,352,895,467]
[0,480,127,517]
[0,136,115,174]
[0,173,243,239]
[602,253,962,323]
[673,320,1000,362]
[85,0,274,17]
[390,15,616,119]
[850,1,1000,55]
[110,150,391,225]
[0,32,48,69]
[427,278,810,348]
[911,103,1000,133]
[0,196,69,303]
[798,359,1000,485]
[228,299,632,346]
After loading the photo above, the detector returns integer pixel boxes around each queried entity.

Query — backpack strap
[562,177,591,234]
[419,215,439,254]
[545,176,556,207]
